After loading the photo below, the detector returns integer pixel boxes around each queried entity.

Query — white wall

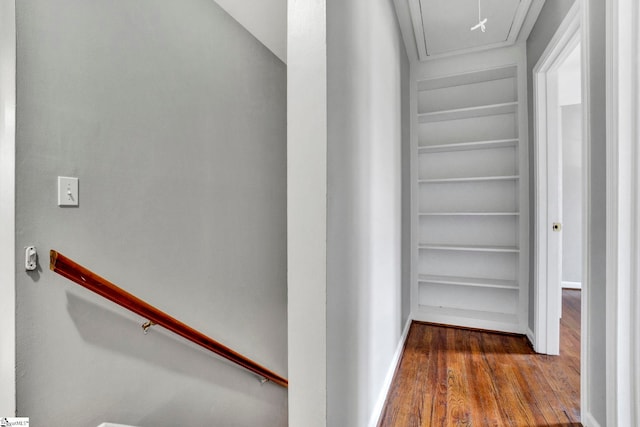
[287,0,328,425]
[586,0,608,423]
[326,0,408,424]
[213,0,286,63]
[15,1,287,425]
[401,36,412,327]
[561,104,583,285]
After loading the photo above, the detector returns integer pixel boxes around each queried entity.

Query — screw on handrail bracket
[141,320,156,335]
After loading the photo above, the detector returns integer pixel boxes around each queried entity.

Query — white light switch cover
[58,176,79,206]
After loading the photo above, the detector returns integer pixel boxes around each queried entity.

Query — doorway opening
[533,0,586,422]
[533,0,583,357]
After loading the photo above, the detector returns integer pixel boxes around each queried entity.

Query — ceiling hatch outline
[400,0,535,61]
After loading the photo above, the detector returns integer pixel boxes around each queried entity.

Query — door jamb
[0,0,16,416]
[605,0,640,424]
[579,1,592,423]
[532,1,581,356]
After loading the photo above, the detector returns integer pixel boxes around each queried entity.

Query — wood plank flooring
[379,290,581,426]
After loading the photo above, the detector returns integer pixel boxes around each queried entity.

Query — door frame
[532,1,582,356]
[605,0,640,424]
[0,0,16,416]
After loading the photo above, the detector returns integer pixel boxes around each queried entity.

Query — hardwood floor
[379,290,581,426]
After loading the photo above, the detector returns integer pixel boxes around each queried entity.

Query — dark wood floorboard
[379,290,581,427]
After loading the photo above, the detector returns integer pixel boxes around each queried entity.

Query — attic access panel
[410,0,530,59]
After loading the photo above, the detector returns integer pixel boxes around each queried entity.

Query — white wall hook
[25,246,37,271]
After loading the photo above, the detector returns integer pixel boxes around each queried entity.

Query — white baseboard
[367,317,412,427]
[562,280,582,289]
[526,327,535,349]
[582,411,602,427]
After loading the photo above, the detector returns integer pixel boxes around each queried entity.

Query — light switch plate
[58,176,79,206]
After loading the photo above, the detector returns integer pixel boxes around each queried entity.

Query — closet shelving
[418,243,519,253]
[417,138,518,153]
[419,212,520,216]
[414,64,525,332]
[418,175,519,183]
[418,101,518,123]
[417,274,518,290]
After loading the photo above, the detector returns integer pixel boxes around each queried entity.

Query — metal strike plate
[552,223,562,232]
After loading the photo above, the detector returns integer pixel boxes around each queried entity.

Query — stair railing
[49,250,288,388]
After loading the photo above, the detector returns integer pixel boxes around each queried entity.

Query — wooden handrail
[49,250,288,388]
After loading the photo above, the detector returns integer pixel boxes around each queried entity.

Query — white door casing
[605,0,640,424]
[532,1,581,356]
[0,0,16,416]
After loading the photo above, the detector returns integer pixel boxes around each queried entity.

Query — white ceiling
[213,0,544,65]
[395,0,545,61]
[213,0,287,63]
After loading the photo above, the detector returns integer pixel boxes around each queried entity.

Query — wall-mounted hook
[25,246,37,271]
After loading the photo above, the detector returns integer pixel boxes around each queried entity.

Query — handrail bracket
[141,320,156,335]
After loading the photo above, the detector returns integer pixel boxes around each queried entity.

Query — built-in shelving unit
[413,61,528,333]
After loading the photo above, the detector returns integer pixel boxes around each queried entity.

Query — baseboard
[526,327,535,349]
[582,411,602,427]
[562,281,582,289]
[367,317,412,427]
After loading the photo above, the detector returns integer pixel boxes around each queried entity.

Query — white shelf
[419,211,519,216]
[418,243,520,253]
[415,305,519,328]
[418,274,518,290]
[418,102,517,123]
[417,66,517,91]
[418,138,518,153]
[418,175,519,184]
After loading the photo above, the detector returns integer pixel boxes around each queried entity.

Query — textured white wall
[287,0,328,425]
[15,1,287,425]
[326,0,408,424]
[213,0,286,63]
